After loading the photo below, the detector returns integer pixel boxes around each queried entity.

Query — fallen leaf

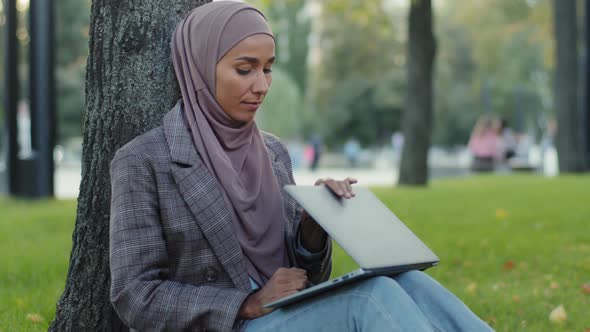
[25,313,43,324]
[503,260,515,270]
[550,281,560,289]
[466,282,477,293]
[584,328,590,332]
[512,295,521,303]
[549,305,567,323]
[581,283,590,295]
[495,208,509,220]
[463,260,473,268]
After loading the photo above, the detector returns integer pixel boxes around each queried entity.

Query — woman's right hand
[238,267,308,319]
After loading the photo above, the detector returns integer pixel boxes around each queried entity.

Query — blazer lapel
[163,103,250,291]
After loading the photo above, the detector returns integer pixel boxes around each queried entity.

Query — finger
[289,278,307,291]
[343,180,353,197]
[347,177,358,184]
[297,279,307,290]
[289,267,307,277]
[324,179,347,197]
[327,180,345,196]
[314,177,332,186]
[337,181,350,198]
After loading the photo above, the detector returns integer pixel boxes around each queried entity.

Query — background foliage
[253,0,562,149]
[0,0,577,148]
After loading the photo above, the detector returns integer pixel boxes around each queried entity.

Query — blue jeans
[242,271,493,331]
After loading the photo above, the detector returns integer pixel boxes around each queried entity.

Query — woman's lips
[241,102,261,111]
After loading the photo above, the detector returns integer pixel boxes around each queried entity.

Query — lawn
[1,175,589,331]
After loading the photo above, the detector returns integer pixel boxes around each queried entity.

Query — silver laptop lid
[285,185,439,270]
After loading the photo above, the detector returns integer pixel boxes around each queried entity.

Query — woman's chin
[228,112,256,126]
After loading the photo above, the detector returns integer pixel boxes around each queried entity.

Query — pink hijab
[171,1,288,285]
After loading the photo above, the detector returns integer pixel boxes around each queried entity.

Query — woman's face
[215,33,275,124]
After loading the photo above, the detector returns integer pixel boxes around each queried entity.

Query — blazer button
[205,268,217,282]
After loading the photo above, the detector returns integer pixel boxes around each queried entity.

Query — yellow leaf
[466,282,477,293]
[25,313,43,324]
[549,305,567,323]
[495,208,509,220]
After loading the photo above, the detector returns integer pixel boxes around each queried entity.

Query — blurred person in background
[309,134,323,171]
[344,137,361,168]
[499,118,517,161]
[468,116,502,172]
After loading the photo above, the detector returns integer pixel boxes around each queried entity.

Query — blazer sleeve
[109,147,249,332]
[270,136,333,285]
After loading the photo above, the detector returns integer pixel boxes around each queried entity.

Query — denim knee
[354,276,403,300]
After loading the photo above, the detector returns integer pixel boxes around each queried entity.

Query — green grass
[1,175,589,331]
[333,174,590,331]
[0,199,77,331]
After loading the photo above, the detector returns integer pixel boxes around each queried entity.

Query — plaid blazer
[110,104,332,332]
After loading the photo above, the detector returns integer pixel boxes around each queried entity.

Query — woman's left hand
[314,177,358,199]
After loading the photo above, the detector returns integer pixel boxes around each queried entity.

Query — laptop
[263,185,440,309]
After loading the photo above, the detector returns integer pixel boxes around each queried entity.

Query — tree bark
[399,0,436,185]
[49,1,210,330]
[552,0,586,172]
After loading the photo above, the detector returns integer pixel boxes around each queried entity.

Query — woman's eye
[236,69,251,75]
[263,68,273,74]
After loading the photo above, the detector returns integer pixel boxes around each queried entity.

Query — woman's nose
[251,72,270,95]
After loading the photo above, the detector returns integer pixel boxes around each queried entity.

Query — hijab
[171,1,288,285]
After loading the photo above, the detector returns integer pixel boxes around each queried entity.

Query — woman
[468,117,502,172]
[109,2,493,331]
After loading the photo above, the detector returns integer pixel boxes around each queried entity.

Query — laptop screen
[285,185,439,269]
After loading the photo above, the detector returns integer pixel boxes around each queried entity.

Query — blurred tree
[552,0,586,171]
[398,0,436,185]
[1,0,32,150]
[311,0,405,146]
[49,1,209,330]
[0,2,5,136]
[434,0,554,147]
[256,66,304,137]
[253,0,558,150]
[250,0,310,95]
[55,0,91,142]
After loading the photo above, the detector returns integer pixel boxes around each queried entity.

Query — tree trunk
[585,0,590,168]
[399,0,436,185]
[49,1,209,330]
[552,0,586,172]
